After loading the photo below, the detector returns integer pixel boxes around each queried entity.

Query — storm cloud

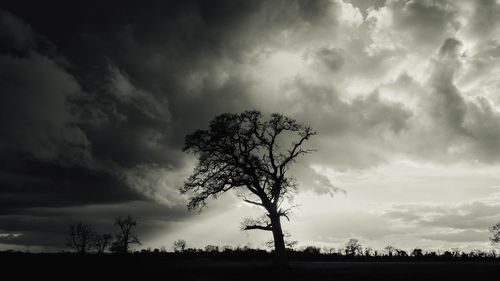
[1,0,500,251]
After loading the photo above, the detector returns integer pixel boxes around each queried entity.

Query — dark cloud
[346,0,387,16]
[282,78,412,169]
[0,201,189,250]
[297,0,336,24]
[0,10,150,221]
[0,53,90,162]
[0,0,345,250]
[0,161,140,214]
[0,10,150,216]
[428,38,467,134]
[390,0,458,49]
[284,78,412,137]
[312,47,345,71]
[0,10,35,55]
[0,4,192,250]
[418,38,500,163]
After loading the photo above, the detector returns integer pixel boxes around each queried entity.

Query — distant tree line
[158,237,499,261]
[65,215,140,254]
[61,219,500,260]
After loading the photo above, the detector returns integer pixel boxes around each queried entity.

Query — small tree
[303,246,321,254]
[204,245,219,252]
[345,238,362,256]
[182,111,316,267]
[322,247,336,255]
[173,239,187,252]
[385,245,396,257]
[93,233,113,254]
[490,222,500,247]
[110,215,141,253]
[66,222,95,254]
[364,247,373,257]
[412,248,423,257]
[396,249,408,257]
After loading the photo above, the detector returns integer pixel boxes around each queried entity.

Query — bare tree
[66,222,95,254]
[385,245,396,257]
[110,215,141,253]
[93,233,113,254]
[322,247,336,255]
[345,238,362,256]
[173,239,187,252]
[182,111,315,266]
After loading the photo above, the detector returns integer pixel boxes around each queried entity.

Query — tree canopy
[182,110,316,266]
[66,222,95,254]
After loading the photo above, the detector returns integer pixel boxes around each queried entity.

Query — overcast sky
[1,0,500,253]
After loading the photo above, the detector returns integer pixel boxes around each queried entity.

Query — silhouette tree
[66,222,95,254]
[385,245,396,257]
[396,249,408,257]
[490,222,500,246]
[110,215,141,253]
[303,246,321,254]
[173,239,187,252]
[364,247,373,257]
[93,233,113,254]
[322,247,336,255]
[182,111,315,266]
[345,238,362,256]
[204,245,219,252]
[412,248,423,257]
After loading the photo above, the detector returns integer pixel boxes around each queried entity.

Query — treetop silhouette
[182,110,316,266]
[110,215,141,253]
[66,222,95,254]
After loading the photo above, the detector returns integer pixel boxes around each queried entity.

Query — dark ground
[2,253,500,280]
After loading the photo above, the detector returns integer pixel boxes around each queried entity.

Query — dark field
[2,253,500,280]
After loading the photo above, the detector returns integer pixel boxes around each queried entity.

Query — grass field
[2,253,500,280]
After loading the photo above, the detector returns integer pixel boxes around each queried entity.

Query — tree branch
[241,215,273,231]
[243,224,273,231]
[242,198,264,207]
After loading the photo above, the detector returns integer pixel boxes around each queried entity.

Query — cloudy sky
[1,0,500,253]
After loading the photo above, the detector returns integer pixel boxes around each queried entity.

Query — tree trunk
[269,211,288,268]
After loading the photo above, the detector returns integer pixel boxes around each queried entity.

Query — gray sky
[1,0,500,253]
